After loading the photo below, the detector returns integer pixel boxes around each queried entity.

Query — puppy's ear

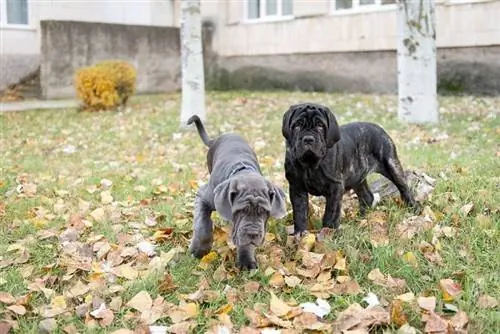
[323,106,341,148]
[267,182,287,219]
[213,179,236,221]
[282,105,297,146]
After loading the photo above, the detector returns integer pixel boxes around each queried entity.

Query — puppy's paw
[189,243,212,259]
[238,259,258,270]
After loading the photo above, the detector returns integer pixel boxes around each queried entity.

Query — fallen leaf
[126,291,152,314]
[333,303,390,332]
[164,321,197,334]
[298,233,316,251]
[368,268,386,285]
[244,308,272,328]
[284,276,302,288]
[478,294,498,309]
[90,208,106,222]
[100,190,113,204]
[269,291,292,317]
[198,251,218,270]
[459,202,474,216]
[390,299,408,327]
[112,263,138,280]
[269,272,285,288]
[244,281,261,294]
[424,311,448,333]
[158,273,177,294]
[397,323,418,334]
[67,280,90,298]
[362,292,380,307]
[418,296,436,312]
[39,318,57,332]
[449,310,469,331]
[7,304,26,315]
[396,292,416,303]
[396,215,433,240]
[292,312,332,331]
[169,303,199,323]
[0,292,16,304]
[402,252,418,268]
[439,279,462,302]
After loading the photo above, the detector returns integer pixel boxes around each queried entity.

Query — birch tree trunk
[180,0,206,126]
[397,0,438,124]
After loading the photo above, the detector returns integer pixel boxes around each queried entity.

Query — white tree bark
[180,0,206,126]
[397,0,438,124]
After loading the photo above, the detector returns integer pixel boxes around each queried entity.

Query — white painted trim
[329,0,397,15]
[243,0,295,24]
[0,0,32,29]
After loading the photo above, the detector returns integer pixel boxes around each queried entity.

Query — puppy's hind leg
[353,180,375,216]
[381,157,420,212]
[189,184,214,258]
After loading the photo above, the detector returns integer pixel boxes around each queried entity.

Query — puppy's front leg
[189,185,214,258]
[290,185,309,236]
[323,186,343,230]
[237,244,257,270]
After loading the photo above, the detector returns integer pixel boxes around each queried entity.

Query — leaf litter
[1,92,494,333]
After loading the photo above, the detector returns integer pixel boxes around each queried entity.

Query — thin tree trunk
[397,0,438,124]
[180,0,205,126]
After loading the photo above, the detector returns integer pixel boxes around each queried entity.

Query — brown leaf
[169,302,199,323]
[270,291,292,317]
[478,294,498,309]
[285,275,302,288]
[158,273,177,293]
[126,291,152,314]
[449,311,469,331]
[367,268,386,285]
[459,202,474,216]
[396,215,433,240]
[0,322,12,334]
[418,296,436,312]
[166,321,197,334]
[333,303,390,332]
[244,281,261,294]
[293,312,332,331]
[7,305,26,315]
[244,308,271,328]
[423,311,448,333]
[269,272,285,288]
[0,292,16,304]
[439,279,462,302]
[66,280,90,298]
[390,299,408,326]
[39,318,57,332]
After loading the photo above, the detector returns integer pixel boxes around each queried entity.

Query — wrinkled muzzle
[232,219,266,247]
[294,131,326,165]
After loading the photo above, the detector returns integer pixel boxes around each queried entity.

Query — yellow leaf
[402,252,418,268]
[439,278,463,302]
[198,251,218,270]
[334,257,347,272]
[269,291,292,317]
[51,295,67,310]
[269,272,285,288]
[216,303,233,315]
[299,233,316,251]
[126,291,152,314]
[265,232,276,242]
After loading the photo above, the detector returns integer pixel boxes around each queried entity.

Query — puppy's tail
[187,115,213,147]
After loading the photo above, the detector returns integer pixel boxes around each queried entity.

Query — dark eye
[295,120,304,128]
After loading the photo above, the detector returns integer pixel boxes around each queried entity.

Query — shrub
[74,60,137,111]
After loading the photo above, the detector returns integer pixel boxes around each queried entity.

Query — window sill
[242,15,294,25]
[0,24,35,31]
[330,4,397,16]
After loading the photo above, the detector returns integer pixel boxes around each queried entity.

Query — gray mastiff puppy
[281,102,420,236]
[187,115,287,270]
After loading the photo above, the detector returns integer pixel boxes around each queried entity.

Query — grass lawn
[0,91,499,333]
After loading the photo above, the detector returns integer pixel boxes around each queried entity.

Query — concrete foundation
[40,20,181,99]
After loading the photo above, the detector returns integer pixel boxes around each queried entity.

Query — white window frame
[243,0,294,24]
[330,0,397,15]
[0,0,31,29]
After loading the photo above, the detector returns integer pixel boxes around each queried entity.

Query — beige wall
[0,0,175,56]
[208,0,500,57]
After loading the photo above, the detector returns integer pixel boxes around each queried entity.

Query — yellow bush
[74,60,137,111]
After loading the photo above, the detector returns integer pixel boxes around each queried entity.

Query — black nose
[247,233,260,240]
[302,136,315,144]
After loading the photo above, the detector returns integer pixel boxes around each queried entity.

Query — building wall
[39,20,181,99]
[0,0,175,90]
[203,0,500,95]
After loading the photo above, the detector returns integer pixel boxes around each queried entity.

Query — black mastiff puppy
[282,102,420,236]
[187,115,287,270]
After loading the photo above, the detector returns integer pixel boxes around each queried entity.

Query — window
[332,0,396,12]
[0,0,29,26]
[246,0,293,21]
